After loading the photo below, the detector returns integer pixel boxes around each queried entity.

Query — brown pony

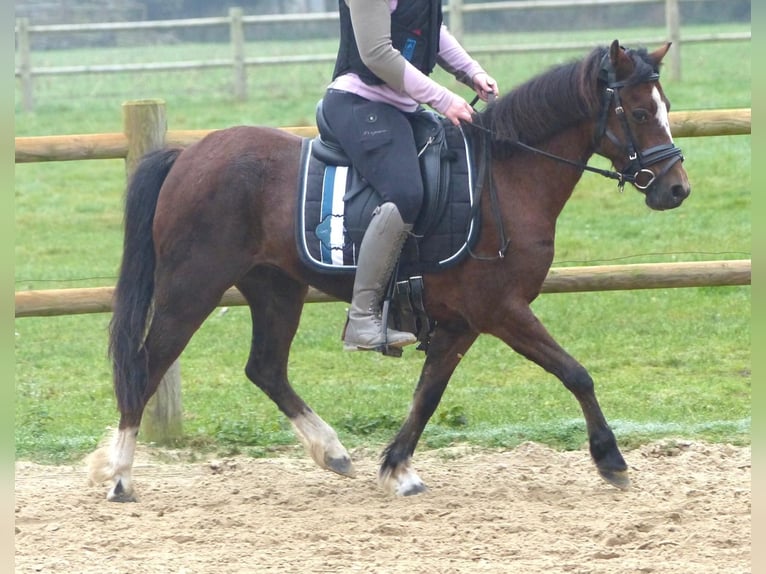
[88,40,690,501]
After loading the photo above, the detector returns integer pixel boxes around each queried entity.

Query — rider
[322,0,498,352]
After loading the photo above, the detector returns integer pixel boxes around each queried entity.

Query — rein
[509,139,637,189]
[466,123,511,261]
[463,91,510,261]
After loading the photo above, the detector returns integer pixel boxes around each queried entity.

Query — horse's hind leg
[379,321,478,495]
[90,272,234,501]
[87,425,140,502]
[237,267,355,477]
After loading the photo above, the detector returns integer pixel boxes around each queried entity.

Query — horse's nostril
[672,184,690,203]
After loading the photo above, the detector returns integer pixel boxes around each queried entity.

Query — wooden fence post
[665,0,681,81]
[448,0,464,45]
[122,99,183,444]
[123,99,167,174]
[230,7,247,101]
[17,18,34,113]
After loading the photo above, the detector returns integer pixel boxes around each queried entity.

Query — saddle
[312,100,457,241]
[296,100,482,349]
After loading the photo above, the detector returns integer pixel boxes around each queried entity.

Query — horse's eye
[632,109,649,123]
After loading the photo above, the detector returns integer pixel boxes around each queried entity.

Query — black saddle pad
[295,122,480,278]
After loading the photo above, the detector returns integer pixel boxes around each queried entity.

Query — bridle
[591,50,684,191]
[472,49,685,193]
[466,48,685,260]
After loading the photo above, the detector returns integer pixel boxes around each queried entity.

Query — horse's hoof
[325,454,356,478]
[107,492,137,503]
[106,479,137,502]
[399,482,429,497]
[599,468,631,490]
[380,466,429,496]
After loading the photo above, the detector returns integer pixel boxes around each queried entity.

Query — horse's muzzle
[645,179,691,210]
[638,146,690,210]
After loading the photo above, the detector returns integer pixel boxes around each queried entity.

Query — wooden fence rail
[15,0,751,111]
[14,260,752,319]
[13,100,751,442]
[14,108,752,164]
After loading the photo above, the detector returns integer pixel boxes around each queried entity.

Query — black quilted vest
[332,0,442,85]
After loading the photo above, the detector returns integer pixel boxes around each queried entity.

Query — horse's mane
[477,44,661,150]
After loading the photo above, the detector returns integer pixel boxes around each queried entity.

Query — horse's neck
[500,125,596,218]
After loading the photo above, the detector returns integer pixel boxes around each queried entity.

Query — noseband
[593,52,684,191]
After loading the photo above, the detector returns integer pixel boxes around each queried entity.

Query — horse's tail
[109,148,182,416]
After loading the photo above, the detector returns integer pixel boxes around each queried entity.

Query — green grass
[14,27,751,464]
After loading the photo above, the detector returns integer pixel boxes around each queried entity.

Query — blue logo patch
[402,38,417,61]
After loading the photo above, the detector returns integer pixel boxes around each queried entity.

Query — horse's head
[593,40,691,210]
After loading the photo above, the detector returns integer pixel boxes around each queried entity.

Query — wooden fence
[15,0,751,111]
[13,100,752,441]
[14,107,752,164]
[14,260,752,319]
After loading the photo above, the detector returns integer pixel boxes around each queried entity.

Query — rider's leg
[321,91,423,351]
[343,202,417,350]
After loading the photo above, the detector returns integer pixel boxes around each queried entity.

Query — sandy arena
[15,440,750,573]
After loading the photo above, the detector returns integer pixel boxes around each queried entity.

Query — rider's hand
[443,94,475,126]
[472,72,499,102]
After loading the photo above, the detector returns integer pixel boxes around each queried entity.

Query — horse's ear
[609,39,621,60]
[648,42,672,66]
[609,39,632,77]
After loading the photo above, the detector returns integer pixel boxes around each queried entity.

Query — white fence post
[17,18,34,112]
[230,7,247,101]
[448,0,464,44]
[665,0,682,81]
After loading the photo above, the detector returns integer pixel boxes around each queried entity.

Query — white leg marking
[87,427,138,501]
[291,411,355,477]
[652,86,673,141]
[379,461,427,496]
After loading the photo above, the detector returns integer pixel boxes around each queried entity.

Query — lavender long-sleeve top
[328,0,486,114]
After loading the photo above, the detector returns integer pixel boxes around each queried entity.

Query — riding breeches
[321,89,424,225]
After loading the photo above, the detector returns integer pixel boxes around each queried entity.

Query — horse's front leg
[379,321,478,496]
[493,301,630,489]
